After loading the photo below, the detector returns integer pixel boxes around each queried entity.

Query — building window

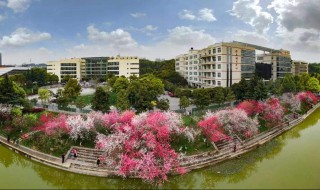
[194,72,197,75]
[176,63,179,66]
[217,48,221,53]
[218,73,221,77]
[213,49,216,54]
[208,50,211,54]
[218,64,221,69]
[217,81,221,86]
[194,61,198,64]
[213,72,216,77]
[218,56,221,61]
[194,55,197,58]
[213,80,216,85]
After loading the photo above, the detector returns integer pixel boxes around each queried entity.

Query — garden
[0,91,318,183]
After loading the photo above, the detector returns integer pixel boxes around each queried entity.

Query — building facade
[256,49,292,80]
[46,56,139,82]
[175,48,201,87]
[200,42,256,88]
[108,56,139,78]
[47,58,84,82]
[292,60,308,75]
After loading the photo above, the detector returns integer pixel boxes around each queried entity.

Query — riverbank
[1,103,319,178]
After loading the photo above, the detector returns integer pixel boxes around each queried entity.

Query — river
[1,108,320,189]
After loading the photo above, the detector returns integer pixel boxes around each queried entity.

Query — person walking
[233,139,237,153]
[97,158,101,167]
[61,154,65,164]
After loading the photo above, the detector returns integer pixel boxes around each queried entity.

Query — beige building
[108,56,139,78]
[292,60,308,75]
[175,48,201,87]
[199,42,255,88]
[47,56,139,82]
[47,58,84,82]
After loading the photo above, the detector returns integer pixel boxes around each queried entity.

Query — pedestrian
[97,158,101,167]
[7,135,10,143]
[72,148,77,159]
[233,140,237,153]
[61,154,65,164]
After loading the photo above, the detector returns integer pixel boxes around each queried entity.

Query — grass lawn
[76,95,94,105]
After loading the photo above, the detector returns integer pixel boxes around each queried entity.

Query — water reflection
[0,108,319,189]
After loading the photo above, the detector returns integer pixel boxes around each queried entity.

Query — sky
[0,0,319,65]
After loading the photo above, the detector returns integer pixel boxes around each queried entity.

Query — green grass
[76,95,94,105]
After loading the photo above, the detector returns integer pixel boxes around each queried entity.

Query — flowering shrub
[296,92,317,112]
[36,113,68,136]
[280,93,301,113]
[260,98,285,128]
[199,108,259,141]
[237,100,263,117]
[66,115,94,141]
[95,111,192,183]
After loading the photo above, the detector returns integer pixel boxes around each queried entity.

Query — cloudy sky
[0,0,319,65]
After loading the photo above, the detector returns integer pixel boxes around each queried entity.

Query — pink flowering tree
[236,100,263,117]
[259,98,285,128]
[199,108,259,142]
[296,91,317,113]
[66,115,94,141]
[36,114,68,136]
[280,93,301,113]
[95,111,192,183]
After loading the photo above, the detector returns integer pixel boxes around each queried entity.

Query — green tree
[224,87,235,104]
[62,78,82,101]
[282,74,296,93]
[25,68,48,86]
[38,88,51,106]
[306,77,320,93]
[294,75,304,92]
[156,98,170,111]
[267,79,283,96]
[91,87,110,113]
[192,89,210,109]
[231,78,249,101]
[0,75,26,105]
[214,87,225,105]
[253,79,268,100]
[116,89,130,111]
[9,74,26,87]
[62,75,72,83]
[46,73,59,84]
[179,96,190,110]
[75,97,87,111]
[113,77,130,93]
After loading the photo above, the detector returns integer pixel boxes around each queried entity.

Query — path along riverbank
[1,103,319,178]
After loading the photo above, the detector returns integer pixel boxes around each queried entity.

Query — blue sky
[0,0,319,65]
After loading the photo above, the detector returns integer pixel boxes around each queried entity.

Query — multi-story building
[199,42,255,88]
[292,60,308,75]
[175,48,201,87]
[47,58,84,82]
[46,56,139,82]
[108,56,139,78]
[82,57,108,80]
[256,49,292,80]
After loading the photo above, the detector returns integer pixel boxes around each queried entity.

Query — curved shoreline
[1,103,319,178]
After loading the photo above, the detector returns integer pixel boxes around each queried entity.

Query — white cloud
[230,0,273,34]
[179,8,216,22]
[198,8,216,22]
[231,30,271,46]
[143,25,157,32]
[87,25,138,49]
[0,28,51,47]
[267,0,320,56]
[66,25,215,61]
[130,12,146,18]
[7,0,32,13]
[179,10,196,20]
[164,26,215,46]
